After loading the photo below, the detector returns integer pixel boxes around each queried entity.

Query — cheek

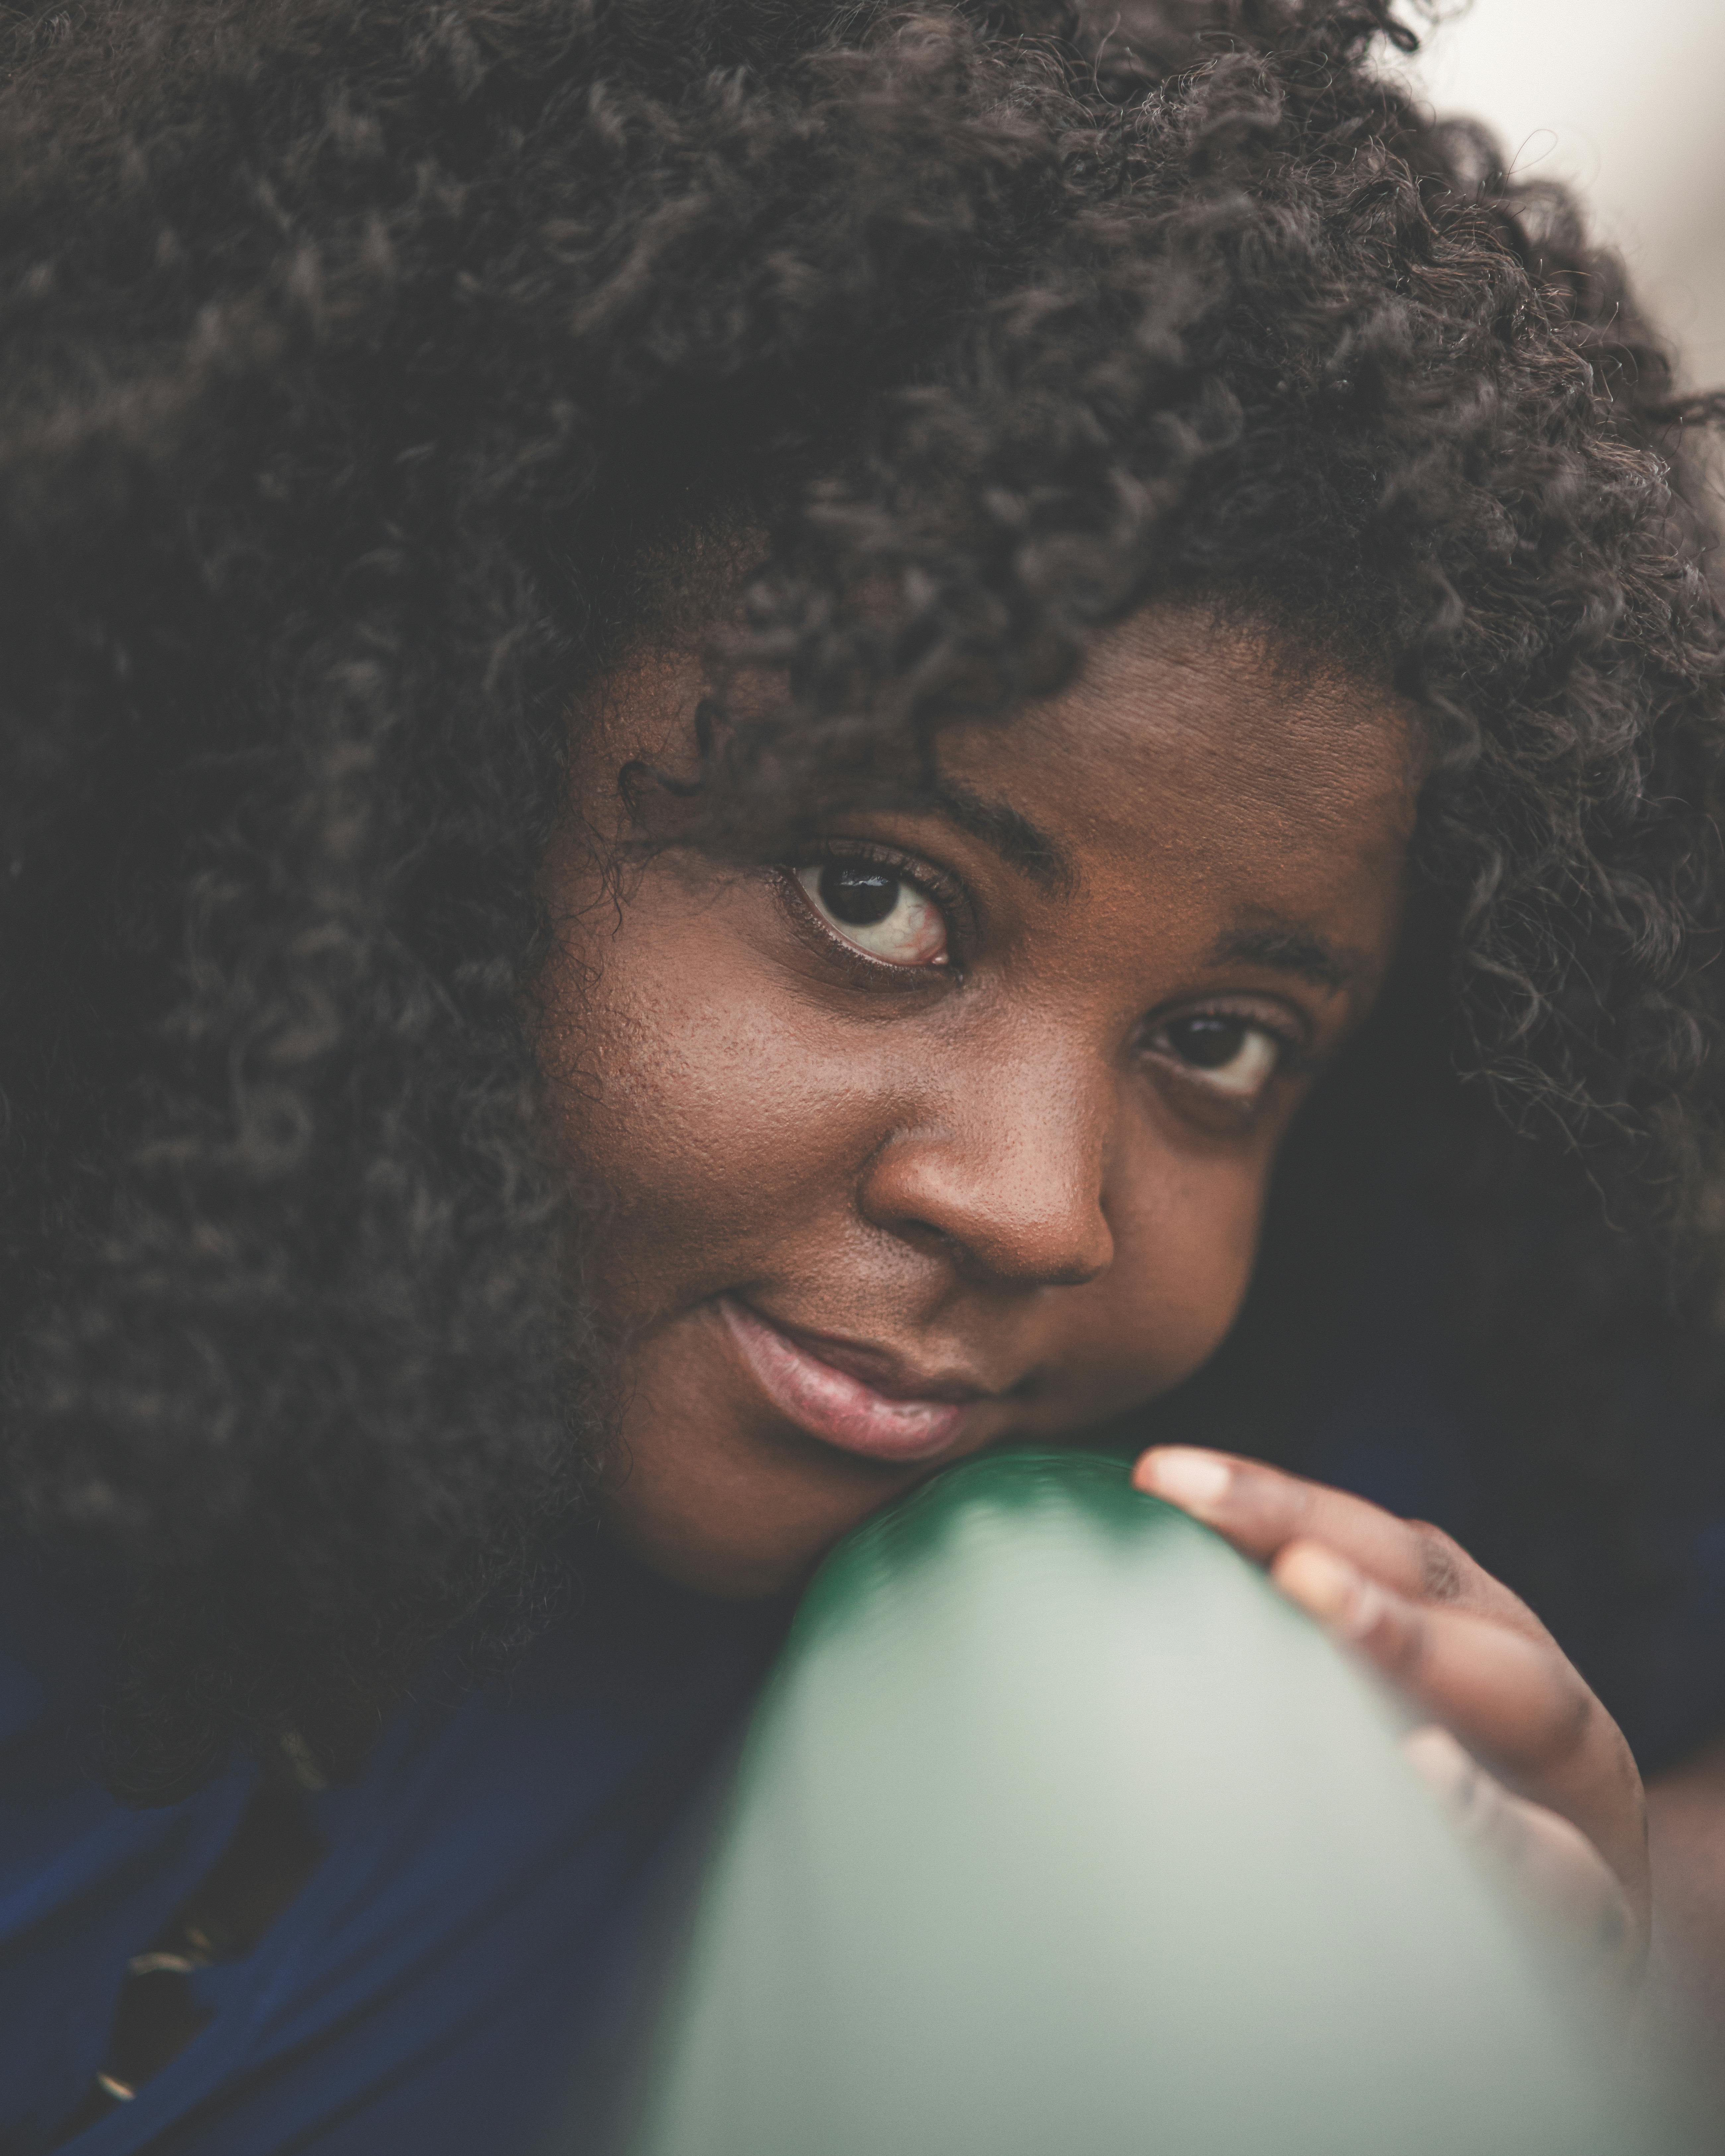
[1020,1147,1269,1430]
[536,891,870,1309]
[1121,1163,1263,1378]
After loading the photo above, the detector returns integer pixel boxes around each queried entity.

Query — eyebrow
[893,789,1369,991]
[924,779,1077,896]
[1209,918,1371,993]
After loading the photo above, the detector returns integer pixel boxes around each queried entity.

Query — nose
[858,1033,1116,1289]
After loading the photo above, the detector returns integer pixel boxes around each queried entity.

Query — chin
[599,1497,828,1601]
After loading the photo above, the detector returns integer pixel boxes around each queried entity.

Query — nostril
[857,1099,1115,1291]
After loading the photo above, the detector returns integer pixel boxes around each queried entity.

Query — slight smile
[718,1297,985,1463]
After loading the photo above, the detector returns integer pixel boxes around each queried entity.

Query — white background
[1393,0,1725,386]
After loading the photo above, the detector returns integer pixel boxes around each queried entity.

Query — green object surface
[619,1448,1663,2155]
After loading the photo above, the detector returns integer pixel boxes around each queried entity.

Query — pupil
[819,862,900,927]
[1174,1015,1246,1068]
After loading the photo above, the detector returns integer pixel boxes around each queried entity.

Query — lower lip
[719,1298,973,1464]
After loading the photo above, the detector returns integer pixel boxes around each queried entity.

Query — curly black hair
[2,0,1722,1802]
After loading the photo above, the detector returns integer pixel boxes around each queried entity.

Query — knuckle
[1407,1521,1467,1604]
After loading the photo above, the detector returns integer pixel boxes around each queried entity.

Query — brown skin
[539,603,1650,1971]
[1641,1739,1725,2085]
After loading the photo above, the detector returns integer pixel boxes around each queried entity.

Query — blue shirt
[0,1556,783,2154]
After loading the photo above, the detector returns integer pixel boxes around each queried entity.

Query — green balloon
[600,1449,1675,2156]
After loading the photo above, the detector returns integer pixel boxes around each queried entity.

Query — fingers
[1403,1726,1643,1984]
[1134,1447,1529,1630]
[1133,1443,1651,1948]
[1270,1538,1649,1925]
[1270,1541,1579,1765]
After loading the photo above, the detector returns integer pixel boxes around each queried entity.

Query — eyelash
[774,842,969,978]
[1138,1007,1307,1103]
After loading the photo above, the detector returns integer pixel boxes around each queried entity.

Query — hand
[1133,1446,1649,1985]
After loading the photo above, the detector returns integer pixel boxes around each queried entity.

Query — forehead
[935,606,1418,905]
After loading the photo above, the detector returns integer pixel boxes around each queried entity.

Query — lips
[719,1297,983,1463]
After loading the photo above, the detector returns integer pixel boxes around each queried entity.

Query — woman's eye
[1150,1013,1282,1101]
[795,861,949,967]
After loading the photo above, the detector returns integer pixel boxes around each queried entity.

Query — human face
[538,607,1417,1595]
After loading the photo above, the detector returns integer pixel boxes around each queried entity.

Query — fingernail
[1276,1544,1380,1637]
[1137,1448,1232,1515]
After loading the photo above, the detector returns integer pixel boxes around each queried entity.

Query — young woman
[2,0,1722,2147]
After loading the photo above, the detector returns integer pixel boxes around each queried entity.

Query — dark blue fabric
[0,1558,783,2155]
